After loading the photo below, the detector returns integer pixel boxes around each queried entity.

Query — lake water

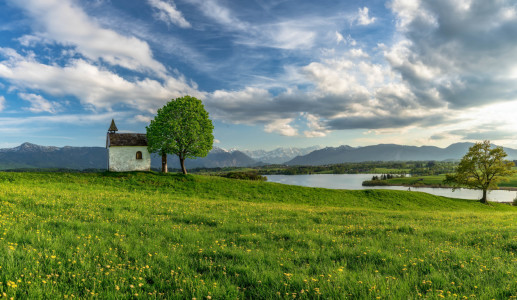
[266,174,517,203]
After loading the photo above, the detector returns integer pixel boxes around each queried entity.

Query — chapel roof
[107,133,148,147]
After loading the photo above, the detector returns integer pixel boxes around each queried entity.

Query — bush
[513,194,517,206]
[224,171,267,181]
[362,180,389,186]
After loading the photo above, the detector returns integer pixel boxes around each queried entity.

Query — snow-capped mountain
[0,142,59,153]
[241,146,322,164]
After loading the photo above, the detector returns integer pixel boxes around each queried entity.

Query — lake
[266,174,517,203]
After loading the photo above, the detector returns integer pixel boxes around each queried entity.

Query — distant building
[106,119,151,172]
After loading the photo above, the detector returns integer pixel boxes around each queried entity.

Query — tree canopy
[444,140,515,203]
[146,95,214,174]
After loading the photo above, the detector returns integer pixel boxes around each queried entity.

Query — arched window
[136,151,143,160]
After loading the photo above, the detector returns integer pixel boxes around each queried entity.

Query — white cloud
[259,22,316,50]
[0,112,127,128]
[184,0,248,31]
[302,58,370,95]
[335,33,357,46]
[17,35,48,47]
[148,0,191,28]
[355,7,376,26]
[10,0,166,75]
[349,48,369,58]
[389,0,437,29]
[303,113,330,137]
[134,114,152,123]
[0,48,201,113]
[0,96,5,111]
[233,22,318,50]
[264,119,298,136]
[18,93,61,113]
[335,31,345,44]
[185,0,320,50]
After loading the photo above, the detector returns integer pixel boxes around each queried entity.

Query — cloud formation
[2,0,517,148]
[204,0,517,141]
[19,93,62,113]
[355,7,376,25]
[264,119,298,136]
[148,0,191,28]
[10,0,166,75]
[184,0,324,50]
[0,48,201,113]
[183,0,249,31]
[387,0,517,109]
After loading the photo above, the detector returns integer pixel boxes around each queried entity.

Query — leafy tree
[444,140,515,203]
[146,95,214,174]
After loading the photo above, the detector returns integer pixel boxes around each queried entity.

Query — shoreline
[382,183,517,192]
[362,182,516,204]
[362,178,517,191]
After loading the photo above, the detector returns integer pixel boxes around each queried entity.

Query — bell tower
[108,119,118,134]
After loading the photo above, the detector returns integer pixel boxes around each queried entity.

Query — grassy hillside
[0,172,515,298]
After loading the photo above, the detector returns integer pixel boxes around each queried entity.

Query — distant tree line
[253,161,457,176]
[409,161,457,176]
[255,162,410,175]
[371,174,405,181]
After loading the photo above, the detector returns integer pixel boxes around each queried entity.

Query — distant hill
[0,142,108,170]
[286,143,517,165]
[156,147,258,169]
[0,143,258,170]
[2,142,517,170]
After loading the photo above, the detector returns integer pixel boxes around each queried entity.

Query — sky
[1,0,517,150]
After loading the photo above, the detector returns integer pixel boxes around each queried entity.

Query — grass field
[0,172,515,298]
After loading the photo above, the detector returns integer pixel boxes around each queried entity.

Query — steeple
[108,119,118,133]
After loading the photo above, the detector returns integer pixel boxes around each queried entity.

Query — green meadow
[0,172,515,299]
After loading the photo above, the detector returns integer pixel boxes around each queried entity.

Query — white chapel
[106,119,151,172]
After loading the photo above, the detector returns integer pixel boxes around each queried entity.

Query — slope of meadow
[0,172,515,298]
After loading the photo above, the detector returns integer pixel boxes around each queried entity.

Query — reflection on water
[266,174,516,203]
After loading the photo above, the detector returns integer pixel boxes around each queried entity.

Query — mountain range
[1,142,517,170]
[0,142,108,170]
[286,143,517,165]
[0,143,259,170]
[0,143,317,170]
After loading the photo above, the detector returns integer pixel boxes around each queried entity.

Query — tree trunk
[480,189,488,204]
[161,154,168,173]
[180,157,187,175]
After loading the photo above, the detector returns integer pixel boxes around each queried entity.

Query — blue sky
[1,0,517,150]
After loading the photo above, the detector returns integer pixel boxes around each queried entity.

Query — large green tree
[146,95,214,174]
[445,140,515,203]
